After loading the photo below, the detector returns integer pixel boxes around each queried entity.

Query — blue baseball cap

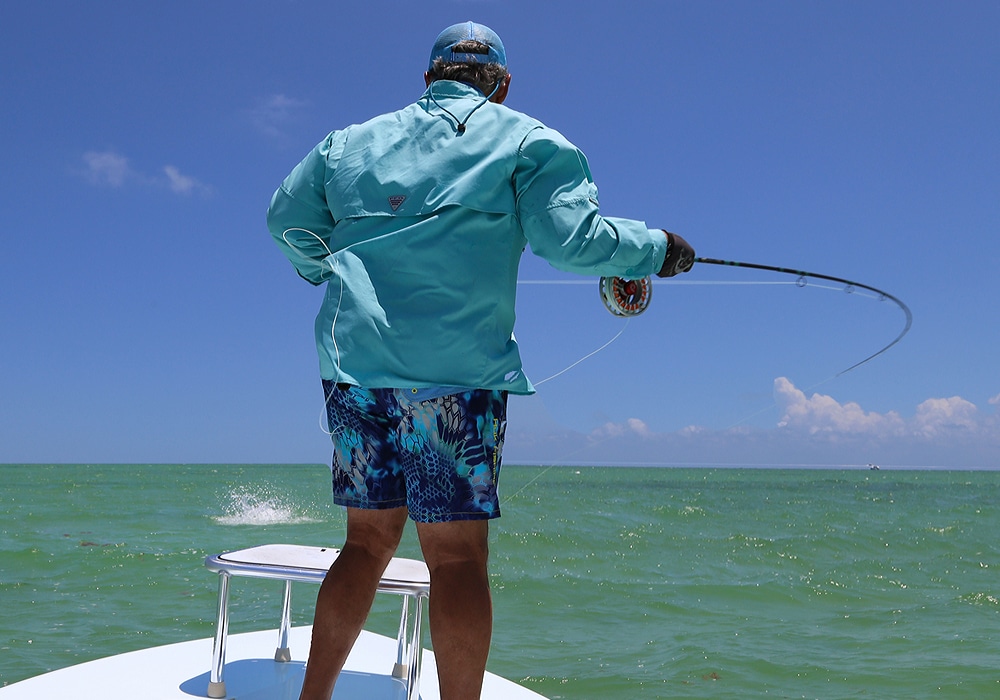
[428,21,507,70]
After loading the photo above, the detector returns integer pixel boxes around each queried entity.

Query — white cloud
[773,377,992,444]
[83,150,132,187]
[590,418,650,440]
[79,152,210,196]
[774,377,905,437]
[506,379,1000,468]
[913,396,979,437]
[163,165,212,196]
[989,393,1000,406]
[247,94,309,139]
[627,418,651,437]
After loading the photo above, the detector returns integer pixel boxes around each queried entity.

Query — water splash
[213,486,320,526]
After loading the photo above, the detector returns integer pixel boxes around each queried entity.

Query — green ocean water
[2,464,999,698]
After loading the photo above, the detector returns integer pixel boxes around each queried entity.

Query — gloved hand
[656,230,695,277]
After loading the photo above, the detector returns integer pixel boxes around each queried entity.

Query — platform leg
[391,593,425,700]
[392,595,411,679]
[406,594,425,700]
[274,579,293,662]
[208,572,230,698]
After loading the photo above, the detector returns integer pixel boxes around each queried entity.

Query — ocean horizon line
[1,461,996,470]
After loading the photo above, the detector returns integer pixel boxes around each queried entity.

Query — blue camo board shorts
[322,381,507,523]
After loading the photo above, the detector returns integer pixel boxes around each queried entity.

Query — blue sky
[1,1,997,468]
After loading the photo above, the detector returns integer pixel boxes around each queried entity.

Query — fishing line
[518,279,800,286]
[281,228,344,437]
[525,257,911,378]
[499,463,557,505]
[279,228,639,475]
[532,319,630,387]
[515,278,802,388]
[516,267,907,387]
[279,231,913,484]
[503,259,913,491]
[280,229,623,440]
[280,232,641,399]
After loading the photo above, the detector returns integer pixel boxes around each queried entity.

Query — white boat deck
[0,544,548,699]
[0,625,544,699]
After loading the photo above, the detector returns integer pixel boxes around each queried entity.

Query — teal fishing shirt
[267,81,667,395]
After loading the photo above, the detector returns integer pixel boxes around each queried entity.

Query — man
[266,21,695,700]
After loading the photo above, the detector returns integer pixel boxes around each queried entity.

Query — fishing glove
[657,230,696,277]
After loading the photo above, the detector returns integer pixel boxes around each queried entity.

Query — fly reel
[599,276,652,317]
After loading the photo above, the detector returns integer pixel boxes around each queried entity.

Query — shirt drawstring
[427,81,501,134]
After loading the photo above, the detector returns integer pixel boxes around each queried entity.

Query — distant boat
[868,463,880,471]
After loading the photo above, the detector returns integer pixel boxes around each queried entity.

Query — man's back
[269,82,667,392]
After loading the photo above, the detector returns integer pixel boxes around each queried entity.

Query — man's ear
[492,74,511,104]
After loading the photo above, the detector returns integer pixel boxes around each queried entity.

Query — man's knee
[416,519,490,572]
[343,507,408,561]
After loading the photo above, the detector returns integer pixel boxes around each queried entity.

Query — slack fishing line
[281,228,912,454]
[282,228,344,437]
[283,225,913,384]
[504,259,912,502]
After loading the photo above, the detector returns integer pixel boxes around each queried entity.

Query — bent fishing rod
[598,257,912,376]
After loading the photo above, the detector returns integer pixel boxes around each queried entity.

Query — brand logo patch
[388,195,406,211]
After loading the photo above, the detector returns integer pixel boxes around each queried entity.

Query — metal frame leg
[390,593,425,700]
[274,579,293,662]
[405,594,425,700]
[207,572,231,698]
[392,595,411,679]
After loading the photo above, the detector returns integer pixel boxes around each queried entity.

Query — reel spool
[599,276,652,317]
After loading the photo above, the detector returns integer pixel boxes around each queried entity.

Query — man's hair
[427,40,508,96]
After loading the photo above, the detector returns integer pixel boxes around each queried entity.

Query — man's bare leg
[416,519,492,700]
[298,506,408,700]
